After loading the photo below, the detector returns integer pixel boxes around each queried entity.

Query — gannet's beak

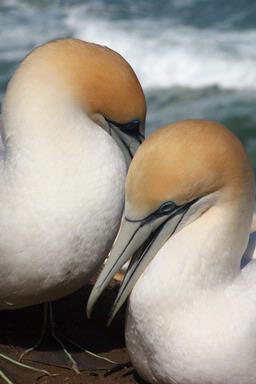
[87,200,194,323]
[106,118,144,164]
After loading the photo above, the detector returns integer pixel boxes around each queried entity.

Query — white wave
[1,0,256,91]
[65,7,256,90]
[0,0,70,62]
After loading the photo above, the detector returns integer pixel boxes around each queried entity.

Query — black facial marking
[126,200,177,224]
[112,205,187,309]
[106,117,144,143]
[126,198,198,225]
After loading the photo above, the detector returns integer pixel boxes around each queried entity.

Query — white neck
[127,194,255,384]
[0,75,127,210]
[144,197,253,302]
[3,73,85,147]
[1,72,103,172]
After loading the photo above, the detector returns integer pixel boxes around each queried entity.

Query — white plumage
[0,38,145,309]
[88,119,256,384]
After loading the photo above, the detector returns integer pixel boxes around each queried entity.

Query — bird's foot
[46,303,117,373]
[49,325,80,374]
[18,301,48,364]
[18,302,80,374]
[18,301,117,375]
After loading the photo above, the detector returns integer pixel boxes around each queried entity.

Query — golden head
[13,38,146,127]
[126,120,254,216]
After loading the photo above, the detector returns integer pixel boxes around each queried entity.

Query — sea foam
[1,0,256,92]
[66,5,256,90]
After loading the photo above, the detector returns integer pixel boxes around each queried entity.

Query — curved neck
[3,72,82,144]
[1,71,99,164]
[155,199,253,291]
[0,83,122,201]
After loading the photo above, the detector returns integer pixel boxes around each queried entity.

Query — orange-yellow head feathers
[7,38,146,126]
[126,120,254,216]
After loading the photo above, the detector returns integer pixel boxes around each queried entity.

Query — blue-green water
[0,0,256,172]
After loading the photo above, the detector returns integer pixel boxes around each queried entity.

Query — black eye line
[105,117,145,142]
[109,205,188,318]
[106,117,140,130]
[125,200,177,224]
[125,198,199,225]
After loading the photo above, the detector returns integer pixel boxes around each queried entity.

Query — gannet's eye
[158,201,176,214]
[124,120,140,131]
[105,117,143,136]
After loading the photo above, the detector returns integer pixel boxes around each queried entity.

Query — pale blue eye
[159,201,176,214]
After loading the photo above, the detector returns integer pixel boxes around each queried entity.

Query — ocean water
[0,0,256,173]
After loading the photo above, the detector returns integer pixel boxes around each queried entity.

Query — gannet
[0,38,145,378]
[88,120,256,384]
[0,38,145,309]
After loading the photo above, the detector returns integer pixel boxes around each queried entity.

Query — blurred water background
[0,0,256,174]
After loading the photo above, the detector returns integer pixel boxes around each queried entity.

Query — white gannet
[0,38,145,309]
[0,38,145,375]
[88,120,256,384]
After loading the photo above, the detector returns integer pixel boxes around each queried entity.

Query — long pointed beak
[86,216,150,318]
[86,203,191,322]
